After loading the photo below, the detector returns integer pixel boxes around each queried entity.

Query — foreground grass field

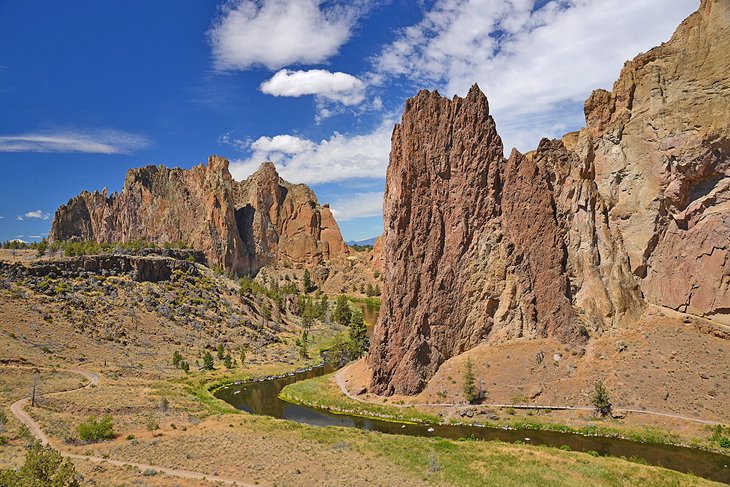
[4,364,725,486]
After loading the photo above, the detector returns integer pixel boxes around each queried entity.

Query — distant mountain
[347,236,377,246]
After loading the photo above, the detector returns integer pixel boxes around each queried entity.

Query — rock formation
[579,0,729,324]
[0,254,200,282]
[50,158,349,275]
[369,0,728,394]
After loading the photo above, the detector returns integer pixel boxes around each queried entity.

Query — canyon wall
[369,0,728,395]
[50,158,349,275]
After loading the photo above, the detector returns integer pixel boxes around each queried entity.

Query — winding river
[215,365,730,484]
[216,301,729,483]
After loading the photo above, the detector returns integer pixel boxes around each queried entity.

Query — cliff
[369,0,728,395]
[50,158,349,275]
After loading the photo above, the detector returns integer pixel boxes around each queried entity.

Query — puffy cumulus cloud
[209,0,364,71]
[374,0,697,151]
[0,129,150,154]
[229,120,392,184]
[329,191,384,221]
[250,134,315,154]
[261,69,365,105]
[20,210,51,220]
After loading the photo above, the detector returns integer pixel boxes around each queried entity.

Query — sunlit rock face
[369,0,729,395]
[50,157,349,276]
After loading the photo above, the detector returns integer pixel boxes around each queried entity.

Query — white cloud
[261,69,365,105]
[28,235,43,239]
[229,120,393,184]
[0,215,4,219]
[330,191,384,221]
[209,0,362,71]
[0,129,150,154]
[16,216,23,221]
[20,210,50,220]
[250,134,315,154]
[374,0,697,151]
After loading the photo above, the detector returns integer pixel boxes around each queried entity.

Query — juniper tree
[591,380,612,417]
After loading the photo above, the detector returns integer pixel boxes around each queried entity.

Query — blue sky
[0,0,697,242]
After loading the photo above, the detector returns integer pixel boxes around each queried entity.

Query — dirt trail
[334,364,720,425]
[5,365,256,486]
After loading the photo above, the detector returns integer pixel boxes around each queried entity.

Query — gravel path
[6,365,255,486]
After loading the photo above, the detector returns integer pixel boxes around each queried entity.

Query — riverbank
[279,366,730,455]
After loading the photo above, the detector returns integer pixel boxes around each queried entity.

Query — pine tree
[216,344,225,360]
[302,297,317,329]
[172,351,182,368]
[318,295,328,319]
[348,309,368,358]
[366,283,374,296]
[298,330,309,359]
[333,295,352,326]
[223,353,233,369]
[463,358,476,404]
[203,351,214,370]
[591,380,612,416]
[303,269,313,293]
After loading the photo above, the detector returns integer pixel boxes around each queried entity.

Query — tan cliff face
[579,0,729,324]
[50,157,349,275]
[369,0,728,395]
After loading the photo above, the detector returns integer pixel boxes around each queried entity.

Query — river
[215,365,730,484]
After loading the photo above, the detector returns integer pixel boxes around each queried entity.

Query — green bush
[77,415,114,442]
[719,436,730,448]
[0,442,80,486]
[591,380,612,417]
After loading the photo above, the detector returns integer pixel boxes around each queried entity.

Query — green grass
[260,416,718,486]
[278,373,727,453]
[280,373,440,424]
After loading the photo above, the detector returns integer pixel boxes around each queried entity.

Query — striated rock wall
[369,0,728,394]
[50,158,349,276]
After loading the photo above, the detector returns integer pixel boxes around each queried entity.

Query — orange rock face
[50,158,348,275]
[369,0,728,394]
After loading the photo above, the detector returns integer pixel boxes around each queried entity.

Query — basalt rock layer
[50,158,348,275]
[369,0,728,395]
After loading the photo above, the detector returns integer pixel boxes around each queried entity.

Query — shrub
[145,415,159,432]
[719,436,730,448]
[0,442,80,486]
[77,415,115,442]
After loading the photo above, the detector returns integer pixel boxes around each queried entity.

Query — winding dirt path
[6,366,255,486]
[335,364,720,425]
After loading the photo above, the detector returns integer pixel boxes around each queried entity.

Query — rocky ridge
[369,0,729,395]
[50,159,349,276]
